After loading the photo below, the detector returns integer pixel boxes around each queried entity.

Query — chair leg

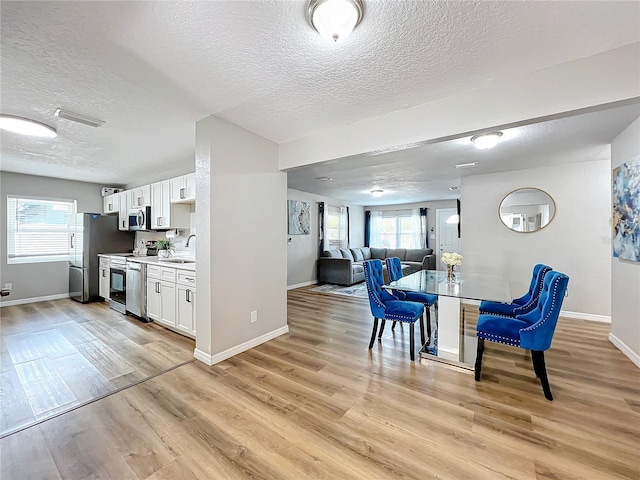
[530,351,539,377]
[474,338,484,381]
[419,310,426,346]
[368,317,379,350]
[425,306,432,343]
[532,350,553,401]
[409,323,415,361]
[392,321,397,330]
[378,319,386,339]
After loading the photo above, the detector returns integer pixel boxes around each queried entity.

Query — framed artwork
[288,200,310,235]
[612,155,640,262]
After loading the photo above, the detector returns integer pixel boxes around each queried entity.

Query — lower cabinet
[99,258,110,300]
[146,264,195,338]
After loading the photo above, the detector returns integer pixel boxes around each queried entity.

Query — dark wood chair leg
[392,321,397,330]
[531,351,540,377]
[425,307,432,343]
[409,323,415,361]
[532,350,553,401]
[378,319,386,339]
[368,317,379,349]
[474,338,484,381]
[419,310,426,346]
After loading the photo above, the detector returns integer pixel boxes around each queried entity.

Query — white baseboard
[560,310,611,323]
[0,293,70,307]
[193,325,290,366]
[609,333,640,368]
[287,280,318,290]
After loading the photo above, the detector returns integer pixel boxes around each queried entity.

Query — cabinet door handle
[157,217,162,226]
[186,289,191,303]
[70,233,75,248]
[109,203,113,211]
[138,197,142,206]
[102,270,106,278]
[180,187,185,199]
[156,282,160,294]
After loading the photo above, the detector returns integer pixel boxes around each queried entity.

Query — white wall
[0,172,105,303]
[610,117,640,366]
[195,116,287,364]
[286,188,364,287]
[461,160,611,318]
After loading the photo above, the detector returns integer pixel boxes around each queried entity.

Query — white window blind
[7,195,76,264]
[326,205,348,249]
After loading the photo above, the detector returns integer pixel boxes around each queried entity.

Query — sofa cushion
[405,249,429,262]
[386,248,406,260]
[370,248,387,259]
[340,248,354,261]
[361,247,372,260]
[324,249,342,258]
[352,263,364,274]
[350,248,364,262]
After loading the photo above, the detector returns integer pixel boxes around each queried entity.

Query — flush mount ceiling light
[54,108,104,128]
[0,114,57,138]
[470,131,503,149]
[370,189,384,197]
[307,0,364,42]
[454,161,478,169]
[315,176,334,181]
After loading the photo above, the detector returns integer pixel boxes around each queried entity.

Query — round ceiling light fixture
[370,189,384,197]
[0,114,57,138]
[308,0,364,42]
[470,131,503,150]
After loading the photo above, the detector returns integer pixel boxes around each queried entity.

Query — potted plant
[156,239,174,258]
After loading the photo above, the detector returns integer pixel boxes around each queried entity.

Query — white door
[146,279,161,321]
[176,286,196,335]
[436,208,460,270]
[159,282,176,327]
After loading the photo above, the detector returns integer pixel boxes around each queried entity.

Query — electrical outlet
[4,283,12,291]
[250,310,258,323]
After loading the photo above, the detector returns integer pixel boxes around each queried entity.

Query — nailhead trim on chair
[477,331,521,346]
[520,275,567,333]
[363,262,386,309]
[512,266,552,315]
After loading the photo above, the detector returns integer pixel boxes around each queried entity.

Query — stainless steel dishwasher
[126,260,148,321]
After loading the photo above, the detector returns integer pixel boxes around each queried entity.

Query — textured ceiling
[1,1,639,187]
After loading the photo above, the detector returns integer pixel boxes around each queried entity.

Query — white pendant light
[308,0,364,42]
[0,114,57,138]
[470,131,503,149]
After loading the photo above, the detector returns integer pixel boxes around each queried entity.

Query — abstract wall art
[612,155,640,262]
[288,200,311,235]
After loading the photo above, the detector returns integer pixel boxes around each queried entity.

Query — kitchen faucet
[186,234,196,247]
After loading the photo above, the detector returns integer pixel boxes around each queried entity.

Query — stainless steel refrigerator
[69,213,134,303]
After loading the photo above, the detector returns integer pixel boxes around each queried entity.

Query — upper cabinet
[102,193,120,214]
[170,173,196,203]
[118,190,131,231]
[151,180,190,230]
[131,185,151,208]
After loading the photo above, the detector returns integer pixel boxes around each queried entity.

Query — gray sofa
[317,247,436,286]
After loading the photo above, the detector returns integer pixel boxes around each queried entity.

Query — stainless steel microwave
[128,207,151,231]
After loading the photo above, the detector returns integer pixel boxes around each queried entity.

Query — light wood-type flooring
[1,288,639,479]
[0,299,195,436]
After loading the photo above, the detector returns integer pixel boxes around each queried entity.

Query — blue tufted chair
[479,264,552,317]
[475,270,569,400]
[385,257,438,343]
[363,260,425,361]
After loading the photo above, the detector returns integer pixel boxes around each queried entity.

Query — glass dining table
[384,269,511,370]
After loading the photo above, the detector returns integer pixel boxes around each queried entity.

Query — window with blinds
[326,205,347,249]
[7,196,76,264]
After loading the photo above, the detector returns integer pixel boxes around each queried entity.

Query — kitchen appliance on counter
[128,206,151,231]
[69,214,134,303]
[126,259,148,321]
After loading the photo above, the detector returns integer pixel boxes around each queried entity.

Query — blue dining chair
[363,260,425,361]
[475,270,569,400]
[479,264,552,317]
[385,257,438,342]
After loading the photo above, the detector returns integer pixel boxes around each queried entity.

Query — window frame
[376,210,420,249]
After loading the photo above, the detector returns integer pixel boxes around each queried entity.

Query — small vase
[446,264,456,282]
[158,250,170,258]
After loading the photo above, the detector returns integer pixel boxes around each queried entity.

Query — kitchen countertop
[128,255,196,272]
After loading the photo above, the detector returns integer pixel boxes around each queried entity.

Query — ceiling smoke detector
[54,108,104,128]
[470,131,503,149]
[307,0,364,42]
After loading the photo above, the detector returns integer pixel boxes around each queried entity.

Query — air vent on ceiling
[54,108,104,128]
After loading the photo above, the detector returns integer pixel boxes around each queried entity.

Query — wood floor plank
[75,339,136,380]
[50,352,113,402]
[0,369,36,435]
[0,425,62,480]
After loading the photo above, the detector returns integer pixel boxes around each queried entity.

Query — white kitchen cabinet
[118,190,131,231]
[146,279,161,321]
[152,180,190,230]
[146,278,175,327]
[102,193,120,214]
[131,185,151,208]
[99,257,110,300]
[170,173,196,203]
[176,286,196,336]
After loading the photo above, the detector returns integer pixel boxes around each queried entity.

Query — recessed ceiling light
[370,189,384,197]
[454,162,478,169]
[307,0,364,42]
[449,186,460,191]
[470,131,503,149]
[54,108,104,128]
[0,114,57,138]
[315,176,334,181]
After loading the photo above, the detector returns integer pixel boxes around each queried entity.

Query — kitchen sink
[158,258,196,264]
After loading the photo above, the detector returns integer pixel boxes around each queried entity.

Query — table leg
[436,295,461,362]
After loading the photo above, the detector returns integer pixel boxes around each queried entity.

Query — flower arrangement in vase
[156,239,175,258]
[441,252,462,282]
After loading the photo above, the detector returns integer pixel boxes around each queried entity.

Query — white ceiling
[1,1,639,188]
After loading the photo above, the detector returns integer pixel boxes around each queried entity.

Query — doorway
[435,208,460,270]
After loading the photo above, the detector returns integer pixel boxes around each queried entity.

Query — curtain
[370,210,383,247]
[318,202,325,257]
[456,199,461,238]
[364,210,371,247]
[410,209,421,249]
[420,207,428,248]
[340,206,349,248]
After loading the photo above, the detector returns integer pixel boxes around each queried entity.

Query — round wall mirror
[499,188,556,233]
